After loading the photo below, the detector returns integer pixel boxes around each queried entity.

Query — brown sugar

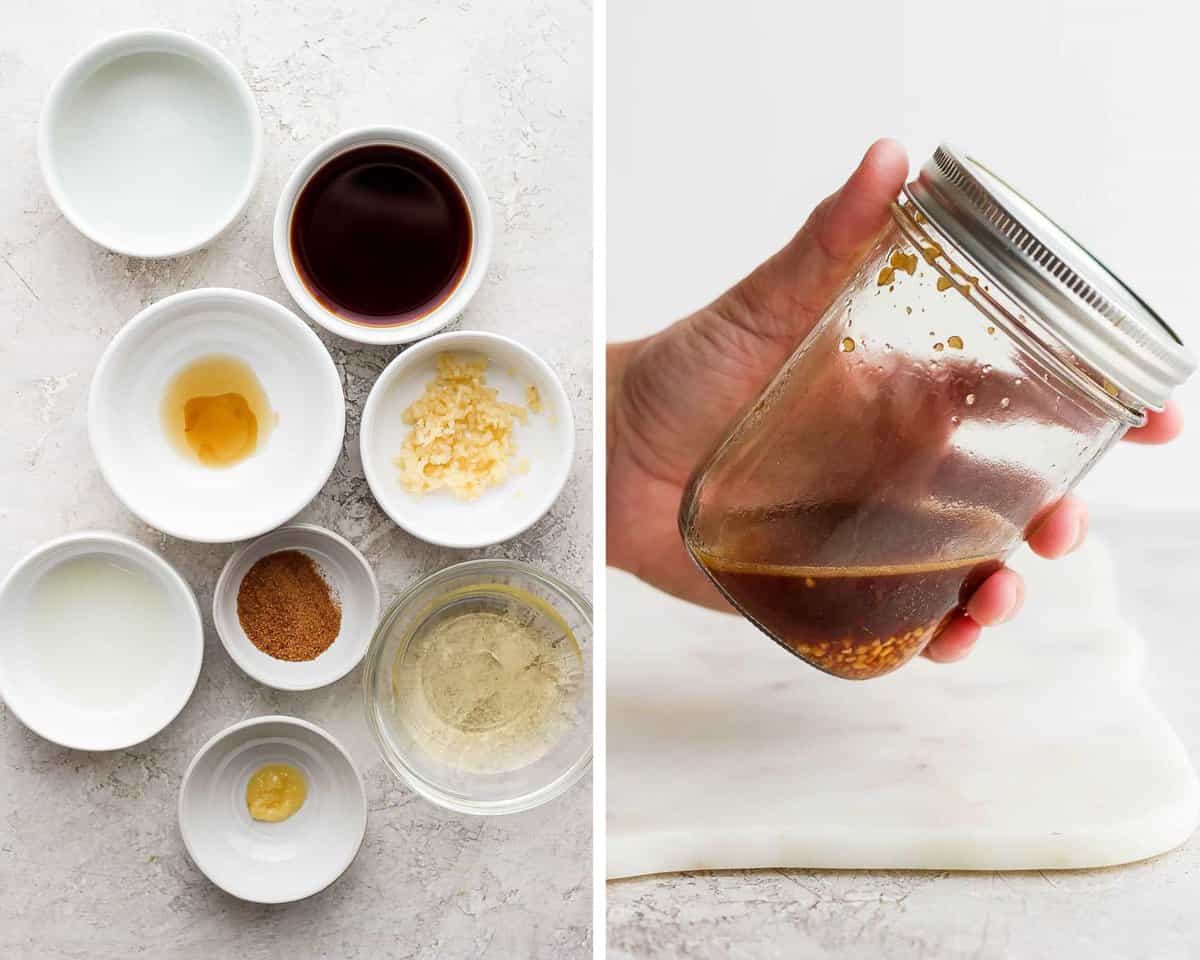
[237,550,341,661]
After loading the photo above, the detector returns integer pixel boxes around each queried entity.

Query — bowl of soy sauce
[273,126,493,344]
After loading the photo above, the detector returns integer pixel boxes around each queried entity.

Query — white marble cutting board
[608,538,1200,879]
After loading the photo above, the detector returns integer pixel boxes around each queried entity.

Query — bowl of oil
[0,531,203,750]
[363,559,592,815]
[178,715,367,904]
[88,288,345,543]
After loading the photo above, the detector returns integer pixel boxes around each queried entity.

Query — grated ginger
[396,353,529,500]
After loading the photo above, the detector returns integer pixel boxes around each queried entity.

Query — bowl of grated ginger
[359,331,576,547]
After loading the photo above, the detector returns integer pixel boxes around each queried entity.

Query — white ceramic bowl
[213,524,381,690]
[39,29,262,258]
[273,125,493,345]
[360,331,575,548]
[0,531,203,751]
[179,716,367,904]
[89,288,345,543]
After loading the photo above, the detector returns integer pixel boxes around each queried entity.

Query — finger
[819,138,910,260]
[922,613,980,663]
[964,567,1024,626]
[1028,494,1088,558]
[1123,401,1183,445]
[725,138,910,341]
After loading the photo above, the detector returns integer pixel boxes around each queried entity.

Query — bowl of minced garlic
[396,352,533,501]
[360,331,576,548]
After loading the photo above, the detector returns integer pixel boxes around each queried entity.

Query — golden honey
[162,354,274,468]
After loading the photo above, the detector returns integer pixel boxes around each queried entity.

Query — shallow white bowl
[273,125,493,345]
[39,29,262,258]
[179,716,367,904]
[0,531,203,751]
[213,524,381,691]
[360,331,575,548]
[89,288,345,543]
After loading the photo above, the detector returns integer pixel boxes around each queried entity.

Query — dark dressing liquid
[290,144,472,325]
[689,502,1013,680]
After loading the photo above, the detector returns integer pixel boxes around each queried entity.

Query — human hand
[606,138,1183,663]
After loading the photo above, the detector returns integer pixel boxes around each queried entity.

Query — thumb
[719,138,910,344]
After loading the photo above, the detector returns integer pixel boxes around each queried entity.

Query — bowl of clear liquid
[0,531,203,750]
[363,559,592,814]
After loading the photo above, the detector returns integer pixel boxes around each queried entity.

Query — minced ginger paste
[397,353,535,500]
[245,763,307,822]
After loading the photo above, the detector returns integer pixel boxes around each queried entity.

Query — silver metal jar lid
[904,143,1195,411]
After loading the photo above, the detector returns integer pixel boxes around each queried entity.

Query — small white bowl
[89,288,345,544]
[0,531,203,751]
[213,524,381,691]
[179,716,367,904]
[39,29,262,258]
[273,125,493,345]
[360,331,575,548]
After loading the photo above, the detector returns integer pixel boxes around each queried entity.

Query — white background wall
[609,0,1200,511]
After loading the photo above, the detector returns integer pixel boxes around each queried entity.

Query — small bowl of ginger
[359,331,575,548]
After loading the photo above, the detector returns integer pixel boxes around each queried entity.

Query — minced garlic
[525,384,542,414]
[396,353,528,500]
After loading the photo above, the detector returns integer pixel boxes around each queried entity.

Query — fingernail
[1004,578,1025,623]
[1071,512,1089,553]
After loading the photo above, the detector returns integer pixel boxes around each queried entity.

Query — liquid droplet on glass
[950,415,961,425]
[840,337,856,353]
[1000,397,1010,408]
[1014,377,1023,386]
[965,393,976,406]
[890,250,919,275]
[982,364,992,374]
[933,342,945,352]
[947,335,963,350]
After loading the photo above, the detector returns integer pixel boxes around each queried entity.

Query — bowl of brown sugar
[213,524,380,690]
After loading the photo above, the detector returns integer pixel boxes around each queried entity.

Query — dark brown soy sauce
[290,144,472,325]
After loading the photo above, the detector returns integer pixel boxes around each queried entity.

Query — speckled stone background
[0,2,592,957]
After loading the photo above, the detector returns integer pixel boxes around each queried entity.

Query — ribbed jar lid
[904,144,1195,411]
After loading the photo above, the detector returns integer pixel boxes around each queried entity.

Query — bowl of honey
[88,288,346,543]
[272,125,493,345]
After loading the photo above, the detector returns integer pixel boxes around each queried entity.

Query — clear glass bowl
[363,559,592,814]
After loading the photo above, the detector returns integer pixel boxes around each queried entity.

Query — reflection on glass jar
[680,145,1195,680]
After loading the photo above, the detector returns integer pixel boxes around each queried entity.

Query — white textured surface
[0,1,591,957]
[608,512,1200,958]
[609,537,1199,879]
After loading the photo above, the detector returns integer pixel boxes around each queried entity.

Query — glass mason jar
[679,144,1195,681]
